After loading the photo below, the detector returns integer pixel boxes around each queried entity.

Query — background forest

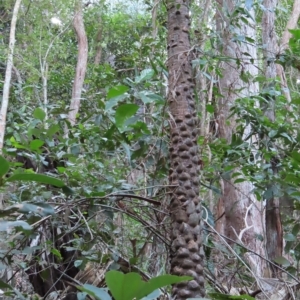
[1,0,300,299]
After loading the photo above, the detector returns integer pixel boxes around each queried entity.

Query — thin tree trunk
[262,0,283,277]
[215,0,265,277]
[68,0,88,127]
[0,0,22,153]
[276,0,300,103]
[167,0,205,298]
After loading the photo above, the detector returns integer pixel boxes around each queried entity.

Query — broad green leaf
[274,256,290,267]
[105,271,146,300]
[135,69,154,83]
[77,292,88,300]
[206,104,214,113]
[136,274,192,299]
[107,85,129,99]
[0,280,13,289]
[141,289,161,300]
[30,139,44,151]
[291,151,300,162]
[0,220,32,231]
[79,284,111,300]
[289,29,300,40]
[105,85,130,111]
[292,223,300,236]
[268,130,277,138]
[115,104,139,131]
[33,108,46,121]
[284,233,296,241]
[10,202,55,216]
[0,156,9,177]
[7,173,65,187]
[74,260,83,267]
[138,91,164,104]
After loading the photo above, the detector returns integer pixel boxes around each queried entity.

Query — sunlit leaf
[30,139,44,150]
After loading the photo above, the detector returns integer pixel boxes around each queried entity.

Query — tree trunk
[262,0,283,276]
[68,0,88,127]
[0,0,22,152]
[215,0,265,277]
[276,0,300,103]
[167,0,205,299]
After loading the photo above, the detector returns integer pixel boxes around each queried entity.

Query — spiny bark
[167,1,205,298]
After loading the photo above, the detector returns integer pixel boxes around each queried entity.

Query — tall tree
[215,0,265,276]
[262,0,283,276]
[167,0,205,298]
[67,0,88,127]
[0,0,22,152]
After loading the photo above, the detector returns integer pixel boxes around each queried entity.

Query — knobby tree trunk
[215,0,265,277]
[167,1,205,298]
[68,0,88,127]
[0,0,22,153]
[262,0,283,276]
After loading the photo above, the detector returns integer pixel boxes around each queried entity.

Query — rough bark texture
[68,1,88,126]
[215,0,265,277]
[262,0,283,275]
[167,1,205,299]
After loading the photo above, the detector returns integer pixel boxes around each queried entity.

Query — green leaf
[105,271,146,300]
[138,91,164,104]
[105,85,130,111]
[107,85,129,99]
[115,104,139,131]
[0,156,10,177]
[30,139,44,151]
[79,284,111,300]
[9,202,55,216]
[206,104,214,113]
[0,220,32,231]
[7,173,65,187]
[0,280,13,289]
[136,275,192,299]
[141,289,161,300]
[51,248,62,261]
[291,151,300,162]
[33,108,46,121]
[135,69,154,83]
[77,292,88,300]
[284,233,296,241]
[274,256,290,267]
